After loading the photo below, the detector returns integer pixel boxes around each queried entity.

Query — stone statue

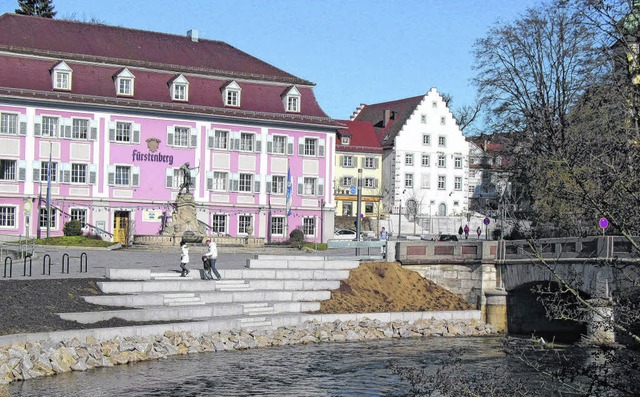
[178,162,198,195]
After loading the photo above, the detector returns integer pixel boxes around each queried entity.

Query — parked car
[437,234,459,242]
[331,229,361,240]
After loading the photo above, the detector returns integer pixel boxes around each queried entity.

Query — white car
[331,229,361,241]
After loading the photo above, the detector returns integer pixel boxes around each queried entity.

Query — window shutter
[89,164,97,185]
[90,120,98,140]
[297,176,303,195]
[317,178,324,196]
[254,175,261,193]
[287,136,294,155]
[230,173,239,192]
[17,160,26,181]
[32,161,40,182]
[265,175,273,193]
[107,165,115,186]
[255,139,262,153]
[298,142,304,156]
[108,122,116,141]
[231,131,240,151]
[63,168,70,183]
[374,178,379,189]
[266,135,273,153]
[133,124,141,144]
[19,115,27,135]
[165,168,173,188]
[374,158,379,169]
[166,126,174,146]
[63,120,72,138]
[207,130,214,149]
[34,116,41,136]
[190,129,197,148]
[58,165,64,183]
[206,171,213,190]
[189,168,197,189]
[132,166,140,187]
[318,138,325,157]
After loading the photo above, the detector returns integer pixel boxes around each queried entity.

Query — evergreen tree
[15,0,56,18]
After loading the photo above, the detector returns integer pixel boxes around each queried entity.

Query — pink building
[0,14,339,244]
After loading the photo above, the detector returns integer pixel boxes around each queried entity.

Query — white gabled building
[351,88,469,233]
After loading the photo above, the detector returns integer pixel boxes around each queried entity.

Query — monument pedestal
[162,193,204,243]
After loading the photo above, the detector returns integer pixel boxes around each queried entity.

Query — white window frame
[364,177,375,188]
[223,81,242,107]
[454,176,462,191]
[173,127,190,148]
[271,216,285,236]
[39,207,57,229]
[438,175,446,190]
[342,136,350,145]
[404,173,413,189]
[341,176,353,187]
[70,208,87,228]
[52,61,72,91]
[438,136,446,147]
[239,173,253,193]
[0,206,16,228]
[41,116,59,137]
[438,155,446,168]
[116,122,132,143]
[211,214,227,234]
[0,159,17,181]
[422,134,431,146]
[271,175,285,194]
[302,217,316,236]
[303,177,316,196]
[214,130,229,150]
[238,215,252,234]
[364,157,375,169]
[40,161,57,182]
[405,153,414,166]
[454,157,463,169]
[170,74,189,101]
[421,173,431,189]
[115,165,131,186]
[272,135,286,154]
[240,132,255,152]
[0,113,18,134]
[115,68,135,97]
[342,156,354,168]
[421,154,430,167]
[213,171,228,191]
[72,119,89,140]
[284,86,301,113]
[304,138,317,156]
[71,163,87,184]
[420,114,427,123]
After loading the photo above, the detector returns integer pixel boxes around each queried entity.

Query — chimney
[187,29,199,42]
[383,109,391,127]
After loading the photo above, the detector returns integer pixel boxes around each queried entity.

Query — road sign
[350,185,357,195]
[483,217,490,225]
[599,218,609,229]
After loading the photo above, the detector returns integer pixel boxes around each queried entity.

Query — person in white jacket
[179,240,190,277]
[203,238,221,280]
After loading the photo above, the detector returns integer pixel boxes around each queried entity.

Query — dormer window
[342,136,350,145]
[51,61,72,91]
[222,81,241,107]
[282,86,301,113]
[170,74,189,101]
[115,68,135,96]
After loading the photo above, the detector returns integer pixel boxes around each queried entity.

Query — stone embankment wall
[0,318,495,385]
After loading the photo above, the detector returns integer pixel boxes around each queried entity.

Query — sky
[0,0,540,130]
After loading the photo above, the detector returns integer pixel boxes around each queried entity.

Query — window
[438,136,446,147]
[39,207,57,229]
[211,214,227,234]
[71,163,87,184]
[303,177,316,195]
[469,185,476,195]
[271,175,285,194]
[72,119,88,139]
[223,81,241,107]
[342,202,353,216]
[272,135,286,154]
[440,116,446,125]
[303,217,315,236]
[365,203,374,213]
[304,138,317,156]
[454,157,462,169]
[271,216,285,235]
[421,154,430,167]
[405,154,414,166]
[115,165,131,186]
[438,175,446,190]
[171,75,189,101]
[341,176,353,187]
[421,114,426,123]
[70,208,87,228]
[342,156,354,168]
[214,130,229,149]
[455,177,462,190]
[0,159,16,180]
[115,68,135,96]
[52,62,72,91]
[240,132,254,152]
[174,127,190,147]
[404,173,413,189]
[40,161,57,182]
[116,122,131,142]
[438,155,446,168]
[239,173,253,192]
[0,113,17,134]
[421,173,431,189]
[284,86,301,113]
[0,206,16,227]
[432,101,437,108]
[239,215,252,234]
[342,136,350,145]
[213,172,228,191]
[364,177,375,188]
[42,116,58,137]
[364,157,375,168]
[422,134,430,145]
[173,168,185,189]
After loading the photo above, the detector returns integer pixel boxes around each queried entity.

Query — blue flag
[286,163,292,216]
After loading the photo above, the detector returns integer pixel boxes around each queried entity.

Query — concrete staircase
[59,255,357,331]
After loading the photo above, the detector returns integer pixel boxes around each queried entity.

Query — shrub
[63,220,82,236]
[289,228,304,249]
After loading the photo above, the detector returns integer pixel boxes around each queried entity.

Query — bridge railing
[498,236,640,262]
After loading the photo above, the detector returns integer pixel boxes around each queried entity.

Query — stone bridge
[392,236,640,340]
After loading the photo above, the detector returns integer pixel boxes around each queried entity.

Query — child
[179,240,190,277]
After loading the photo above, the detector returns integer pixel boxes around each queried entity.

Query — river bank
[0,317,495,385]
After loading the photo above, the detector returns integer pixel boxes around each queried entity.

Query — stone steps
[162,293,205,306]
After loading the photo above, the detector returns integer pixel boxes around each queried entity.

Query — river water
[6,336,559,396]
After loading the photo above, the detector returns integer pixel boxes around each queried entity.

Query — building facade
[0,14,339,243]
[334,120,383,220]
[351,88,469,226]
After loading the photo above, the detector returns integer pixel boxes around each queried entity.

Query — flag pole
[46,142,52,239]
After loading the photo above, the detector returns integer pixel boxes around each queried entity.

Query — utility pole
[398,201,402,239]
[355,168,362,255]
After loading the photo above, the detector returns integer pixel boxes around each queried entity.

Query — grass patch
[303,242,327,251]
[34,236,116,248]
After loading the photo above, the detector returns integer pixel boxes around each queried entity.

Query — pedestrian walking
[379,227,388,257]
[203,238,221,280]
[464,224,470,240]
[476,226,482,239]
[179,240,190,277]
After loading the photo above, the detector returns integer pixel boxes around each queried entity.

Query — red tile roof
[351,95,424,146]
[336,120,383,153]
[0,13,310,85]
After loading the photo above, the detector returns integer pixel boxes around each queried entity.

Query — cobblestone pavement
[0,244,357,281]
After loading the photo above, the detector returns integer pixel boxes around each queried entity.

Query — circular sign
[349,185,357,195]
[23,201,32,212]
[483,217,490,225]
[599,217,609,229]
